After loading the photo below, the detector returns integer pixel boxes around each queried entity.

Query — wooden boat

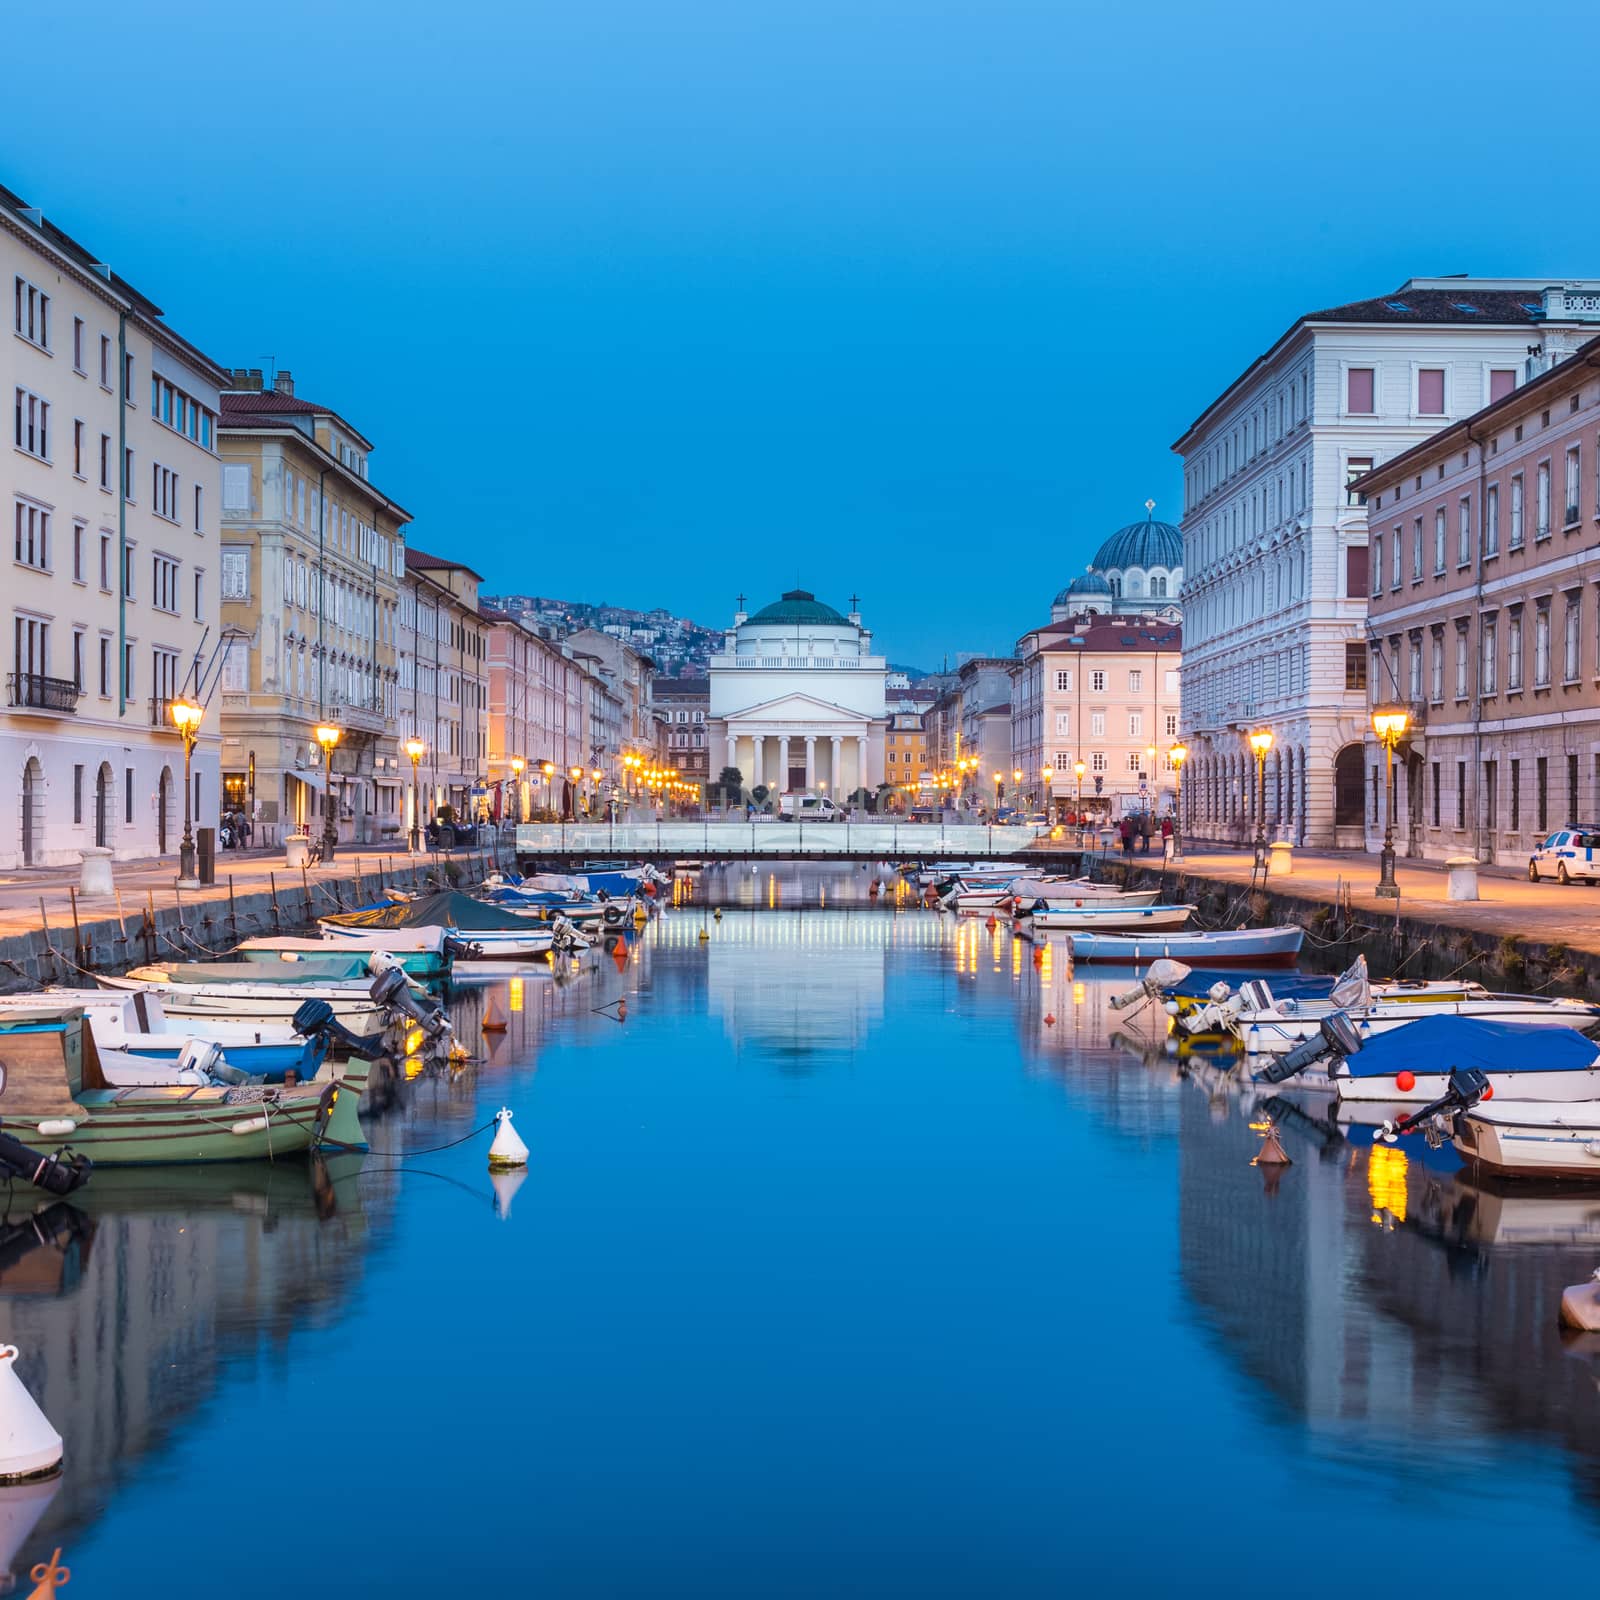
[1065,925,1304,966]
[321,889,567,960]
[0,1006,367,1164]
[242,930,453,983]
[948,879,1159,914]
[1454,1102,1600,1180]
[96,965,390,1035]
[1017,901,1194,935]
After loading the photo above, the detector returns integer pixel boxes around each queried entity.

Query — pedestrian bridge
[514,821,1082,869]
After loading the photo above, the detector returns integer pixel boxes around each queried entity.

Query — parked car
[1528,827,1600,883]
[778,793,845,822]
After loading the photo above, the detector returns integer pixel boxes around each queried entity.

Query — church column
[778,736,791,791]
[830,736,842,799]
[726,732,737,779]
[804,736,816,791]
[856,735,869,799]
[751,736,764,789]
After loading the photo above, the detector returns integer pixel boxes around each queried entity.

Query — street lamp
[1372,703,1410,898]
[315,723,342,860]
[1074,759,1085,828]
[1248,728,1273,869]
[992,769,1003,810]
[1169,742,1188,861]
[407,737,426,850]
[170,696,203,885]
[508,755,525,828]
[1041,764,1054,818]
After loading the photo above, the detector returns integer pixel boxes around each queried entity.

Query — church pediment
[720,691,873,726]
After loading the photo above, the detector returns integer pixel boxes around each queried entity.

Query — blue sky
[11,0,1600,665]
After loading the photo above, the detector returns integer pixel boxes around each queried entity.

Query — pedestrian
[1160,814,1173,844]
[1139,812,1153,854]
[1119,815,1133,856]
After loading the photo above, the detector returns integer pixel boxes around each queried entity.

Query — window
[1345,642,1367,690]
[1481,618,1497,695]
[1127,669,1143,692]
[97,433,110,492]
[1391,526,1402,589]
[1490,369,1517,403]
[151,464,180,522]
[1510,474,1524,549]
[97,635,110,697]
[1090,670,1105,693]
[71,521,84,583]
[1430,631,1443,702]
[1535,605,1552,687]
[222,465,250,512]
[193,484,203,532]
[73,764,83,825]
[71,318,84,373]
[1409,639,1422,699]
[1484,483,1499,557]
[1566,594,1582,682]
[1457,497,1471,565]
[1053,669,1073,692]
[12,277,49,349]
[1126,752,1141,773]
[1507,612,1523,691]
[152,554,179,614]
[221,548,249,599]
[1164,669,1178,694]
[1431,761,1441,828]
[13,389,49,460]
[123,448,134,499]
[1346,544,1368,598]
[70,629,84,692]
[1164,711,1178,737]
[1090,711,1105,737]
[1485,760,1498,830]
[1090,752,1106,773]
[98,532,111,591]
[1566,446,1582,526]
[121,540,135,600]
[1128,712,1143,738]
[125,765,134,824]
[193,569,204,620]
[1418,368,1445,415]
[1370,536,1383,597]
[1537,461,1551,538]
[1423,514,1434,578]
[1538,756,1549,834]
[98,335,111,389]
[1054,711,1070,736]
[1346,456,1373,507]
[1347,367,1375,413]
[12,501,49,571]
[1457,761,1466,828]
[1511,759,1521,831]
[1455,628,1469,699]
[123,352,133,399]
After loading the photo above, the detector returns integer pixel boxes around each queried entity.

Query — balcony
[8,672,81,714]
[328,693,387,735]
[150,695,175,728]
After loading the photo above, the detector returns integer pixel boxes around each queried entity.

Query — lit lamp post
[509,756,525,827]
[1074,759,1085,830]
[1248,728,1273,869]
[1041,764,1054,819]
[992,769,1003,812]
[170,696,203,886]
[315,723,342,860]
[406,737,426,851]
[1372,704,1410,898]
[591,768,603,816]
[540,761,555,816]
[1169,742,1187,862]
[569,765,582,820]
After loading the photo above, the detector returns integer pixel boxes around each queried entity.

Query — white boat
[96,965,391,1036]
[1454,1102,1600,1180]
[949,879,1159,914]
[1017,901,1193,934]
[1069,925,1303,966]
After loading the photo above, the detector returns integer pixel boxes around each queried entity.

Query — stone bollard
[285,833,310,870]
[1447,855,1480,901]
[78,846,114,896]
[1268,840,1293,878]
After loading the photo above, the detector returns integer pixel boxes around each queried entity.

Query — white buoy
[490,1166,527,1220]
[0,1349,61,1483]
[487,1107,529,1170]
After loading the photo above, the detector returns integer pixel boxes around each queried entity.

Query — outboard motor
[0,1124,91,1197]
[1257,1010,1364,1084]
[172,1037,248,1086]
[370,965,451,1040]
[550,914,592,953]
[1376,1066,1492,1147]
[292,996,388,1061]
[1110,957,1194,1012]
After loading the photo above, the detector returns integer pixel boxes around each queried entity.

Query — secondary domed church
[707,590,889,798]
[1050,506,1184,623]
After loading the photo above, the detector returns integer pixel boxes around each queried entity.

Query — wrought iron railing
[8,672,81,712]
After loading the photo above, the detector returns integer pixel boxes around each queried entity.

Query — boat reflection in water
[0,1153,392,1571]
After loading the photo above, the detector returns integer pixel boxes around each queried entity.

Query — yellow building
[219,371,411,843]
[883,711,929,805]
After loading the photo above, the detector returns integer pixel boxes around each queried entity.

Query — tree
[715,766,744,808]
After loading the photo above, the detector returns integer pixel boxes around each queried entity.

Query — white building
[1,183,227,865]
[1173,278,1600,847]
[708,589,888,799]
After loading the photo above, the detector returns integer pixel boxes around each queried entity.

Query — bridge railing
[512,821,1067,857]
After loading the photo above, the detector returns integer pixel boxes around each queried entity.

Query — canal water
[8,864,1600,1593]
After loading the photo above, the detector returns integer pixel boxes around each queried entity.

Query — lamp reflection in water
[1368,1143,1409,1227]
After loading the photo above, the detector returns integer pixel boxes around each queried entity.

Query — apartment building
[565,627,655,755]
[1361,328,1600,863]
[1011,612,1181,818]
[1174,279,1600,847]
[883,710,929,803]
[653,677,710,793]
[1,184,228,865]
[218,371,411,844]
[401,549,488,823]
[957,656,1017,805]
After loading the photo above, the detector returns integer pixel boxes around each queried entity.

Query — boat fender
[34,1121,76,1140]
[230,1115,270,1136]
[602,904,628,928]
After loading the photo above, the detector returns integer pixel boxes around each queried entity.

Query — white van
[779,793,845,823]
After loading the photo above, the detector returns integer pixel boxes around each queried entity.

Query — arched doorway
[1333,744,1366,830]
[20,759,42,867]
[94,763,113,849]
[157,766,174,855]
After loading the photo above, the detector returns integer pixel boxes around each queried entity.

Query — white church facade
[708,590,888,799]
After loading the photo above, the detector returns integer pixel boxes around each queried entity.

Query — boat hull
[1021,906,1193,934]
[1065,927,1304,966]
[1334,1064,1600,1102]
[94,974,389,1036]
[1239,998,1600,1054]
[1455,1110,1600,1181]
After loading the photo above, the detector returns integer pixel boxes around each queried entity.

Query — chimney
[274,369,294,397]
[228,368,263,391]
[249,367,264,390]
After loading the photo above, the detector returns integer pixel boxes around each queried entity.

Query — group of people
[220,807,254,850]
[1116,811,1173,856]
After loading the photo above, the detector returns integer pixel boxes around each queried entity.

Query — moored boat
[1017,901,1194,934]
[243,929,454,983]
[1065,925,1304,966]
[320,890,582,960]
[96,963,392,1035]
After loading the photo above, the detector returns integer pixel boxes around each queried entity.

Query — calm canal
[9,863,1600,1593]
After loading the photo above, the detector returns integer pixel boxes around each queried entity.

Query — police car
[1528,827,1600,884]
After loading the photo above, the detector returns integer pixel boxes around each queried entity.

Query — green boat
[234,933,452,984]
[0,1006,368,1166]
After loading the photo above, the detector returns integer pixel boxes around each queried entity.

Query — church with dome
[707,589,889,799]
[1050,505,1184,623]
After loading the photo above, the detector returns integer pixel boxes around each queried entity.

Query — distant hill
[889,662,930,680]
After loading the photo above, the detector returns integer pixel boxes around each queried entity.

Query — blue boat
[122,1031,330,1084]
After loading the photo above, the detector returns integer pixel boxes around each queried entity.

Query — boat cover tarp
[157,960,372,986]
[1342,1014,1600,1078]
[1171,971,1337,1002]
[324,890,543,934]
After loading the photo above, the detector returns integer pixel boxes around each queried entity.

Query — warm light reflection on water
[10,864,1600,1593]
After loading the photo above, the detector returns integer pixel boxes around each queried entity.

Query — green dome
[747,589,850,626]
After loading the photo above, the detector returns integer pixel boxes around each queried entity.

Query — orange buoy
[481,991,508,1033]
[985,915,997,932]
[617,998,628,1021]
[1043,1013,1056,1026]
[1032,946,1044,966]
[1253,1125,1291,1166]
